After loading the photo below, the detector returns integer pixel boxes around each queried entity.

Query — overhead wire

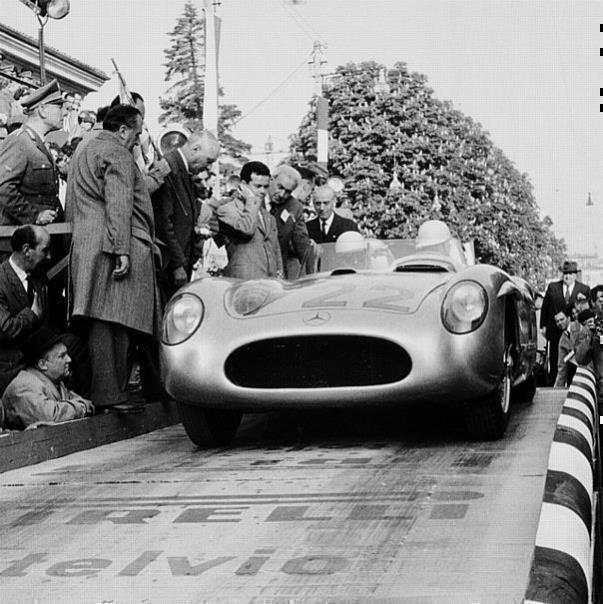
[232,55,311,125]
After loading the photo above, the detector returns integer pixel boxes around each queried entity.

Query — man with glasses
[0,79,69,228]
[151,129,220,304]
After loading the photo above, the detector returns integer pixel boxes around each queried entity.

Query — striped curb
[525,367,599,603]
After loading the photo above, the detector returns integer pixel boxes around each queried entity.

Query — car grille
[225,336,411,388]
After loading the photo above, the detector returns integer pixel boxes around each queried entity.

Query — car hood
[224,272,452,318]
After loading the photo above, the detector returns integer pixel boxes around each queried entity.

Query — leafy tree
[289,60,565,288]
[159,1,250,167]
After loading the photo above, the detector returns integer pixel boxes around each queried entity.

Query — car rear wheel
[463,343,513,440]
[177,402,242,447]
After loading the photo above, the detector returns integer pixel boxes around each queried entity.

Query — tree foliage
[159,1,250,165]
[289,60,564,288]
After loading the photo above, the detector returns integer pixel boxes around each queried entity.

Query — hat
[578,309,595,324]
[559,260,578,274]
[22,327,64,365]
[20,79,64,112]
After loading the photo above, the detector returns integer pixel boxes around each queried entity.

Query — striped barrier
[525,367,599,603]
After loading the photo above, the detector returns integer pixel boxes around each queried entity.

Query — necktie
[564,286,570,304]
[26,278,34,304]
[321,220,328,235]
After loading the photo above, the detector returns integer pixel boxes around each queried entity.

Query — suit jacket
[2,368,93,429]
[270,196,312,278]
[306,212,359,244]
[0,125,62,226]
[66,131,160,336]
[152,150,199,276]
[540,279,590,335]
[0,260,45,394]
[217,196,282,280]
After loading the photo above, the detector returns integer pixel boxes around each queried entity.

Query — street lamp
[17,0,70,85]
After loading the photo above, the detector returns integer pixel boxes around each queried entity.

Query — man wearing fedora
[1,326,94,429]
[540,260,590,385]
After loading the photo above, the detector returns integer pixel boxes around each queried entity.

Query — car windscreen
[316,238,468,273]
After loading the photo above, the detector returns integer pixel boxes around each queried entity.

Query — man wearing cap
[1,326,94,429]
[307,185,359,244]
[0,79,69,228]
[540,260,590,385]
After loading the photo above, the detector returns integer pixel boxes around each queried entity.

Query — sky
[2,0,602,255]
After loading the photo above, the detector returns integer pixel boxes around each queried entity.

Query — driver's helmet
[335,231,366,254]
[335,231,366,269]
[415,220,452,251]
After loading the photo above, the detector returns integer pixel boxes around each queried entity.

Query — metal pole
[37,15,47,85]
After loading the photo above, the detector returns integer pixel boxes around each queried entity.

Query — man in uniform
[0,79,69,228]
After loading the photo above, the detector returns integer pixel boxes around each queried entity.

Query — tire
[512,371,537,403]
[463,343,513,440]
[177,401,242,447]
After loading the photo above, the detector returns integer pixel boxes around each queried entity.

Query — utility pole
[202,0,221,195]
[308,40,331,174]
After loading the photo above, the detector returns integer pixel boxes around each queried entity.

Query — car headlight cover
[162,293,204,345]
[231,280,282,316]
[441,280,488,333]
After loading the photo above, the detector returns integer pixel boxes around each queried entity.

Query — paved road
[0,390,565,604]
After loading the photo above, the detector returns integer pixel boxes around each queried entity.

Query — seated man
[2,327,94,429]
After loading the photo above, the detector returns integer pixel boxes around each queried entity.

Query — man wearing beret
[0,80,69,229]
[1,327,94,429]
[540,260,590,385]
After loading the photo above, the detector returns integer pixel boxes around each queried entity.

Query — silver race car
[160,223,538,446]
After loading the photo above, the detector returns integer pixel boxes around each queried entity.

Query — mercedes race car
[160,223,538,446]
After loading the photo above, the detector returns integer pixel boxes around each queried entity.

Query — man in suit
[0,225,49,394]
[540,260,590,385]
[2,327,94,429]
[306,185,358,244]
[67,104,161,412]
[217,161,282,280]
[152,130,220,303]
[269,165,314,279]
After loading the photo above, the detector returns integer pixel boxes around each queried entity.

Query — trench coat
[66,131,160,336]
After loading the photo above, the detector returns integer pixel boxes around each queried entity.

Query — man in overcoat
[540,260,590,385]
[152,130,220,303]
[66,104,160,411]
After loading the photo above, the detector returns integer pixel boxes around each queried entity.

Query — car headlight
[230,280,282,316]
[162,293,204,345]
[441,280,488,334]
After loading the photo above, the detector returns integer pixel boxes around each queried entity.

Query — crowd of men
[539,260,603,396]
[0,80,359,429]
